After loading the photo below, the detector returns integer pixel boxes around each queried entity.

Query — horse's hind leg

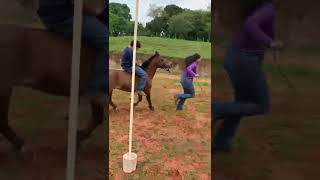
[134,95,143,107]
[109,91,118,111]
[146,93,154,111]
[0,90,25,152]
[77,101,105,147]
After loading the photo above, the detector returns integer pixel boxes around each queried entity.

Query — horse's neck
[146,61,157,80]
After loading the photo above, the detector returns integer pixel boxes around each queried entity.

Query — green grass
[110,36,211,60]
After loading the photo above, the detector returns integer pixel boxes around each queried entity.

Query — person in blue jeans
[175,53,201,111]
[37,0,108,106]
[213,0,283,153]
[121,41,148,96]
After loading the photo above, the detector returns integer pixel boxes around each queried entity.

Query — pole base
[123,152,137,173]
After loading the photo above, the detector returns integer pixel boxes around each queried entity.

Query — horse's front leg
[134,94,143,107]
[0,90,25,153]
[146,93,154,111]
[77,101,105,148]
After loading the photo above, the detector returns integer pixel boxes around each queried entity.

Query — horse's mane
[140,52,158,70]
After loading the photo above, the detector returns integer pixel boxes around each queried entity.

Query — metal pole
[129,0,140,155]
[66,0,83,179]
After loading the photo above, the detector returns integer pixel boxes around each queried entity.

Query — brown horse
[0,24,106,153]
[109,51,174,111]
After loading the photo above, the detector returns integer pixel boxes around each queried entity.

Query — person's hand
[270,40,284,51]
[195,74,200,78]
[82,0,106,16]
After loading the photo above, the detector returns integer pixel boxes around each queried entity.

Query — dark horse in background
[109,52,174,111]
[0,1,108,154]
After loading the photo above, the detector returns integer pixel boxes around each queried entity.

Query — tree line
[109,3,211,42]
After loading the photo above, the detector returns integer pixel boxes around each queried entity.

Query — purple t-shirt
[183,62,197,80]
[232,2,275,54]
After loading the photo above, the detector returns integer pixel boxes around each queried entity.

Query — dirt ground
[0,88,107,180]
[109,73,211,179]
[213,50,320,179]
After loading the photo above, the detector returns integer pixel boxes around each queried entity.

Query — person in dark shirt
[37,0,108,105]
[213,0,283,153]
[121,41,148,96]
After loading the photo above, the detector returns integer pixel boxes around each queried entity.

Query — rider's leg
[123,66,148,96]
[81,15,108,98]
[135,67,148,92]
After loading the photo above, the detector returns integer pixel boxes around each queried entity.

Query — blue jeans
[176,75,195,110]
[123,66,148,91]
[40,14,108,96]
[213,47,270,149]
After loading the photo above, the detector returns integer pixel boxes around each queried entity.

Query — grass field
[213,50,320,179]
[110,36,211,60]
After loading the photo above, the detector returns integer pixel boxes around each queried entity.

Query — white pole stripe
[66,0,83,179]
[129,0,140,155]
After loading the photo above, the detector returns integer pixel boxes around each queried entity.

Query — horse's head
[153,51,175,71]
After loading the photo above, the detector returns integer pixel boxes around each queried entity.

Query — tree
[109,3,132,36]
[128,21,147,36]
[146,16,168,36]
[163,4,184,18]
[146,4,185,37]
[109,11,117,34]
[147,4,164,18]
[146,4,211,41]
[168,12,194,39]
[109,2,131,21]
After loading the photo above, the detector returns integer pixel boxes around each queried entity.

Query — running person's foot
[174,95,178,105]
[135,91,146,96]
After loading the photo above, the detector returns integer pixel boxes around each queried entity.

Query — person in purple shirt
[213,0,283,154]
[175,53,201,111]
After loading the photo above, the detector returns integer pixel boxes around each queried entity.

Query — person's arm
[186,63,197,77]
[243,3,275,48]
[128,49,134,62]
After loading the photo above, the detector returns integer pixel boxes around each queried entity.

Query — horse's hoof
[113,108,119,112]
[149,107,155,111]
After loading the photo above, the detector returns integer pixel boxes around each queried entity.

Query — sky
[109,0,211,25]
